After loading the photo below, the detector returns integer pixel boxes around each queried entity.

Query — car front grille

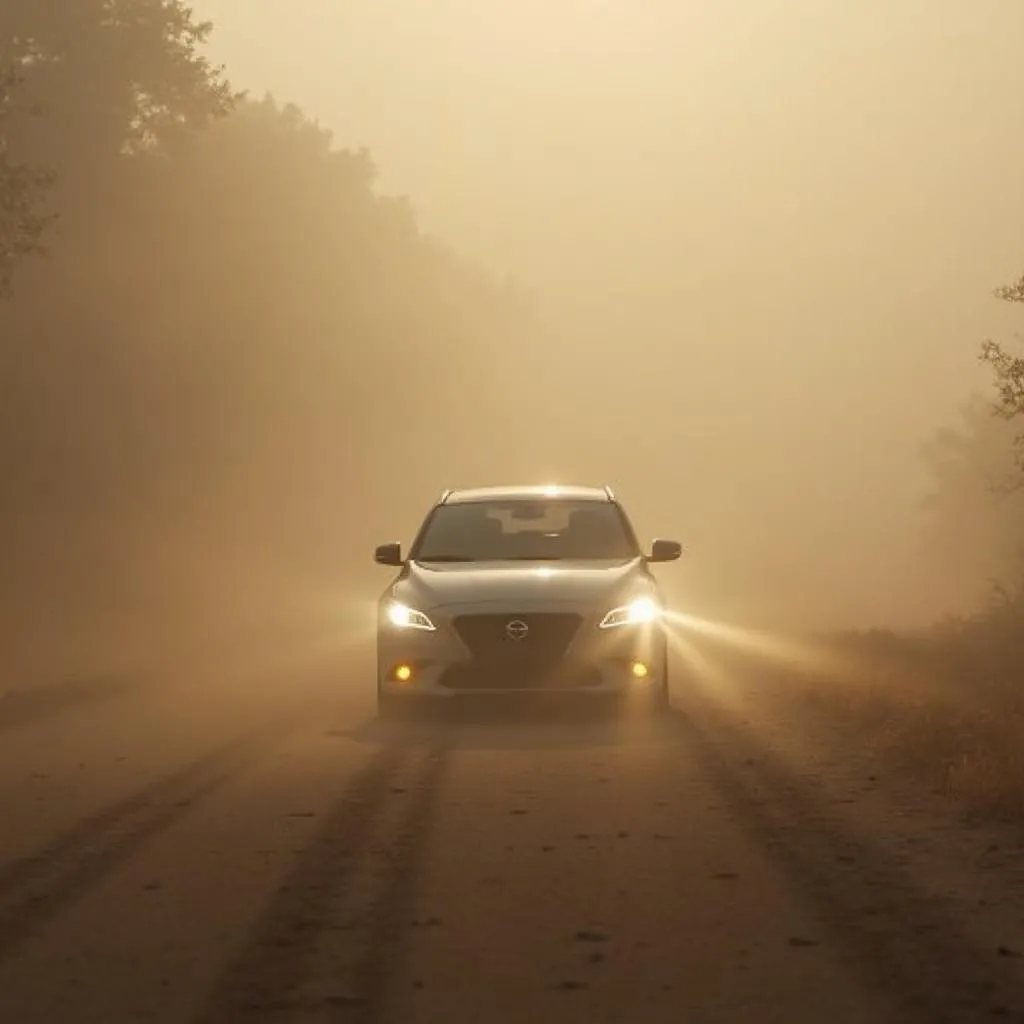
[452,612,583,664]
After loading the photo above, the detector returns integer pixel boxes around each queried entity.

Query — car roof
[441,484,614,505]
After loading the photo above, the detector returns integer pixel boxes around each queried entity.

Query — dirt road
[2,647,1024,1023]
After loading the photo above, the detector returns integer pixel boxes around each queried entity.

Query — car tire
[621,666,669,718]
[377,691,409,722]
[648,652,671,716]
[640,684,669,716]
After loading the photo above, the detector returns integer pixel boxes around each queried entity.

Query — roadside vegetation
[797,288,1024,819]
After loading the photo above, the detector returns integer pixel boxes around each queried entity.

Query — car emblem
[504,619,530,641]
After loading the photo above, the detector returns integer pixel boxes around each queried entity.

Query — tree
[0,1,233,207]
[0,9,535,676]
[1,1,233,295]
[981,275,1024,474]
[0,70,49,296]
[921,397,1023,590]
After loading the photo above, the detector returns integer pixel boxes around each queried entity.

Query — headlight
[385,602,436,631]
[599,597,660,629]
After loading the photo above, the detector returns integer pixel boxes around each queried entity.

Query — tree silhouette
[0,70,49,296]
[981,275,1024,476]
[0,5,534,675]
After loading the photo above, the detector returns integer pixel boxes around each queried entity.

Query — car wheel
[377,691,410,722]
[649,652,671,715]
[621,670,669,718]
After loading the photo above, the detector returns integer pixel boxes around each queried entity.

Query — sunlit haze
[3,8,1024,1011]
[191,0,1024,630]
[4,1,1024,693]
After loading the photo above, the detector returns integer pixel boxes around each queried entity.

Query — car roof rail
[603,484,616,501]
[438,488,453,505]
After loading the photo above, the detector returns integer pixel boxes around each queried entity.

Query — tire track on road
[346,744,450,1023]
[0,707,312,965]
[677,708,1024,1022]
[197,739,451,1022]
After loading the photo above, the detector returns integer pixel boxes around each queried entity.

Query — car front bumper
[377,602,666,701]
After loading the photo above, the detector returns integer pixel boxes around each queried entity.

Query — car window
[412,500,640,561]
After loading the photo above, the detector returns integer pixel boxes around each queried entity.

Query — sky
[192,0,1024,628]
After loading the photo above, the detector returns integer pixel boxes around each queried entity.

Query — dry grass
[788,614,1024,820]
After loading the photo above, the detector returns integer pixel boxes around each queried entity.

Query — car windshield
[411,499,641,562]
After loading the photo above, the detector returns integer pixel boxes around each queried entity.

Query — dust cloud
[3,1,1024,692]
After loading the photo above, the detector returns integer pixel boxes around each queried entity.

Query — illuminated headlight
[385,602,436,631]
[599,597,661,629]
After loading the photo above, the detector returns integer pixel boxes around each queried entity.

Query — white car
[373,485,681,718]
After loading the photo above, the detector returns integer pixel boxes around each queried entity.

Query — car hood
[396,558,648,608]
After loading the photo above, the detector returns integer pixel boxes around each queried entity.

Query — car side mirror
[648,539,682,563]
[374,542,404,567]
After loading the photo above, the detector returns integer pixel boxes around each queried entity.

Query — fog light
[394,664,414,683]
[631,660,649,679]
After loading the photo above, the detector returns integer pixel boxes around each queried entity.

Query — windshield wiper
[415,555,475,562]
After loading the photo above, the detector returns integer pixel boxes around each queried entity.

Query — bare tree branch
[0,67,52,297]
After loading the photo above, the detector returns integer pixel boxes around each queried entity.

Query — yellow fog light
[394,664,414,683]
[630,660,649,679]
